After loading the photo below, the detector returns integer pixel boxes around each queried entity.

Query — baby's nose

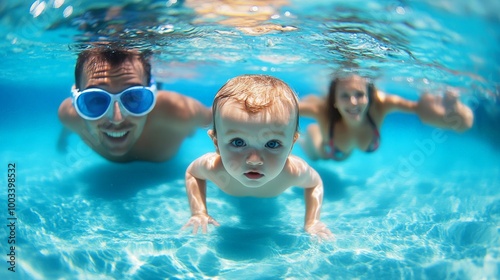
[246,151,263,165]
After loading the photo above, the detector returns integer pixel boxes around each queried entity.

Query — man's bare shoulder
[156,90,200,109]
[58,97,83,132]
[58,98,74,119]
[157,89,188,100]
[154,90,210,120]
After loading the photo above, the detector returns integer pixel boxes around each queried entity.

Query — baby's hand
[181,214,220,234]
[305,221,334,241]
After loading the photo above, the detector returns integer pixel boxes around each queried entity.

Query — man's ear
[208,129,219,154]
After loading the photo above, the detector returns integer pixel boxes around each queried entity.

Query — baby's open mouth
[244,171,264,179]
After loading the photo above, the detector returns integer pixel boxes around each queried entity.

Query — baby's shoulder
[282,155,321,188]
[188,153,225,179]
[288,154,310,163]
[195,153,221,168]
[284,155,313,175]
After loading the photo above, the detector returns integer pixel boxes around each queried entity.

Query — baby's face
[214,102,297,188]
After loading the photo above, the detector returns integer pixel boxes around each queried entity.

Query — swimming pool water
[2,80,499,279]
[1,0,499,279]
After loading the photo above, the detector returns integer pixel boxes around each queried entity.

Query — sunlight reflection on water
[0,0,499,279]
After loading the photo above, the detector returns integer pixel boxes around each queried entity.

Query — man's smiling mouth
[105,131,128,138]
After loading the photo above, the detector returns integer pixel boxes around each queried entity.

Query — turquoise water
[1,0,499,279]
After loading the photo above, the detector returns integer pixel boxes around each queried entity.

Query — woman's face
[334,76,369,123]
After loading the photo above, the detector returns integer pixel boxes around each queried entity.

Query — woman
[299,75,474,161]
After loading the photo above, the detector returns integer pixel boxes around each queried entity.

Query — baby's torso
[208,156,296,198]
[214,173,293,198]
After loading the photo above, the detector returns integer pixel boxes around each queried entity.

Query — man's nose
[108,101,125,124]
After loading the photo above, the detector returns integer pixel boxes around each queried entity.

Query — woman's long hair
[326,78,376,125]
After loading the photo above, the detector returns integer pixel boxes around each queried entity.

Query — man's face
[78,57,149,157]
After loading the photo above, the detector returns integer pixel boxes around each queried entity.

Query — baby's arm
[291,157,333,240]
[182,154,220,234]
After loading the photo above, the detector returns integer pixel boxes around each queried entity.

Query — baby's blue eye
[230,138,246,147]
[265,140,281,149]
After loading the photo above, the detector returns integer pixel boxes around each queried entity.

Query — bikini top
[326,113,380,160]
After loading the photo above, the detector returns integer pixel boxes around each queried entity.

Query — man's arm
[193,99,212,128]
[57,98,84,152]
[57,127,71,153]
[58,97,83,133]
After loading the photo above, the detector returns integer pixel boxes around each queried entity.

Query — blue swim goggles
[72,79,157,120]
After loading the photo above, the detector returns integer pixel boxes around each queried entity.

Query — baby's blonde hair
[212,74,299,135]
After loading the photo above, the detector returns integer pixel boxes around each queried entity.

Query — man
[58,47,211,162]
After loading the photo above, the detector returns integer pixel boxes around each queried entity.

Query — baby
[182,74,332,239]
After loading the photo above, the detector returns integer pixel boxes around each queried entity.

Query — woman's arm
[377,90,418,116]
[416,90,473,132]
[377,89,473,132]
[299,95,324,119]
